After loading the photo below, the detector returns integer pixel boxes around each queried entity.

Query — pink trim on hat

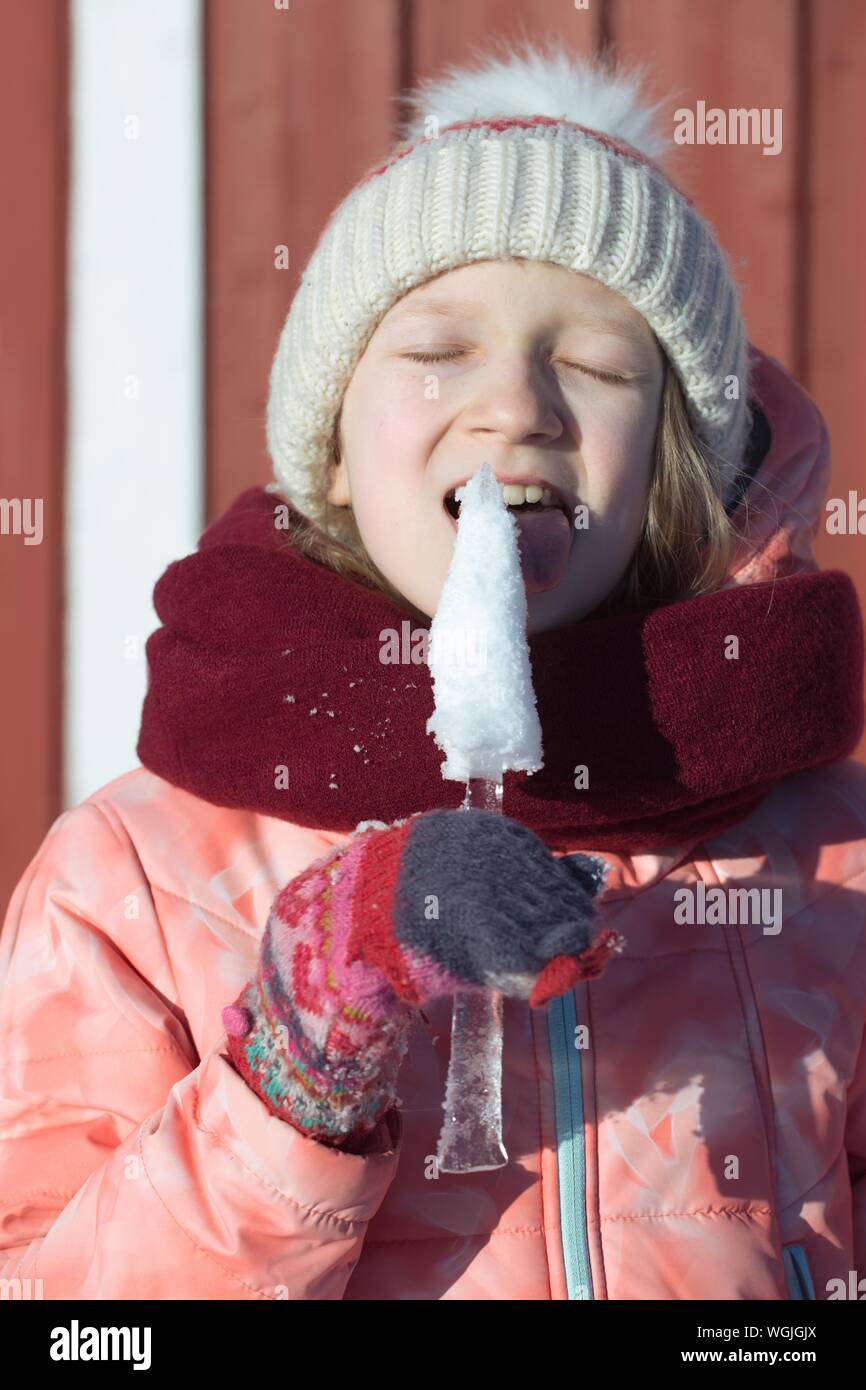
[357,114,693,206]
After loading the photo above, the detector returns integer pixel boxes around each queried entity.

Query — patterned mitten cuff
[222,828,418,1148]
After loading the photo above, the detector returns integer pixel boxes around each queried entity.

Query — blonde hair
[594,357,736,615]
[277,358,737,618]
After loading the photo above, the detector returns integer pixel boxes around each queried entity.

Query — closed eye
[554,361,631,385]
[403,349,631,384]
[403,349,466,365]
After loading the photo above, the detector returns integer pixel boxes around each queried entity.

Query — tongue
[512,508,573,594]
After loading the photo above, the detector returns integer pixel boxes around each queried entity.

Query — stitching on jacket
[600,1202,773,1222]
[592,865,866,963]
[778,1144,847,1219]
[724,927,781,1183]
[190,1071,373,1235]
[0,1045,190,1067]
[701,855,866,933]
[133,1115,295,1299]
[362,1205,774,1242]
[726,926,779,1157]
[765,863,866,928]
[0,1188,77,1208]
[89,803,189,1006]
[364,1226,545,1246]
[2,1187,77,1283]
[150,882,261,941]
[692,850,780,1209]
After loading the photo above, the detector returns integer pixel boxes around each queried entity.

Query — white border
[66,0,203,805]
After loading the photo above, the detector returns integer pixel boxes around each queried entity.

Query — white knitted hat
[266,38,752,530]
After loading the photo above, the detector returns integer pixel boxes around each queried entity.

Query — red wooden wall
[0,0,68,914]
[2,0,865,910]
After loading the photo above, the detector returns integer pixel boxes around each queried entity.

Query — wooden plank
[0,0,67,912]
[413,0,600,74]
[809,0,866,763]
[610,0,799,371]
[204,0,399,519]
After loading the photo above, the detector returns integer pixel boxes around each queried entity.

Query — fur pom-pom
[398,34,669,160]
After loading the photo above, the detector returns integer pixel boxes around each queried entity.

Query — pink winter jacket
[2,348,865,1301]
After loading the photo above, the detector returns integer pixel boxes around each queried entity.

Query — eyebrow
[386,297,651,349]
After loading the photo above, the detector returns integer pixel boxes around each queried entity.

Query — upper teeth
[451,483,559,508]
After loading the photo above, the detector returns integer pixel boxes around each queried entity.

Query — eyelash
[403,349,629,384]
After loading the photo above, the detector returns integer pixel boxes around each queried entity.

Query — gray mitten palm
[390,809,621,1008]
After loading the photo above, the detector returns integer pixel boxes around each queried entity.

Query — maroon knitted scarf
[136,485,865,853]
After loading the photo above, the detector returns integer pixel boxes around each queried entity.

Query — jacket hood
[727,345,831,585]
[590,344,837,892]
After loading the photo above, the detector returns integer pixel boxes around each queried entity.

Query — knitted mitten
[222,809,622,1150]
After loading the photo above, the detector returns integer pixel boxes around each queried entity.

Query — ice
[424,462,546,1174]
[425,462,544,783]
[437,991,507,1172]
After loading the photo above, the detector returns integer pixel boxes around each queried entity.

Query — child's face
[327,259,665,633]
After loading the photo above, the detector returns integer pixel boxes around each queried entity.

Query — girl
[2,40,865,1302]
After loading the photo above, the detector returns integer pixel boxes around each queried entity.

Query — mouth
[441,476,575,595]
[442,477,572,525]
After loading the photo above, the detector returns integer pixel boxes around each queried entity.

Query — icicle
[426,465,544,1174]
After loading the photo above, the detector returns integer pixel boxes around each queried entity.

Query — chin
[527,585,594,632]
[385,582,433,625]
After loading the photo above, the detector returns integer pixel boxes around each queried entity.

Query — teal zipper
[547,990,594,1299]
[782,1244,816,1300]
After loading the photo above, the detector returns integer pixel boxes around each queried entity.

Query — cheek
[580,397,658,516]
[346,436,421,552]
[350,461,404,544]
[342,370,442,532]
[344,369,440,472]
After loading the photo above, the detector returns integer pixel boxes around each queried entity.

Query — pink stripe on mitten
[222,832,415,1149]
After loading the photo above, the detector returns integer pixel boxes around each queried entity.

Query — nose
[461,353,564,447]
